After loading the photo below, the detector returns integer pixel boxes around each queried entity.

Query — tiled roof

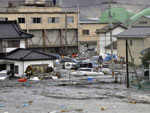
[116,27,150,38]
[6,48,57,61]
[0,20,33,39]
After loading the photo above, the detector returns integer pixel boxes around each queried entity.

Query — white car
[0,70,10,80]
[71,68,104,76]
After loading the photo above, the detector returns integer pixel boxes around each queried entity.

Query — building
[79,19,106,54]
[0,20,33,53]
[0,0,78,55]
[116,27,150,65]
[132,15,150,27]
[96,23,127,59]
[3,48,56,77]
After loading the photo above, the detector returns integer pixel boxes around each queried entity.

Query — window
[15,65,19,74]
[31,17,42,23]
[139,21,147,24]
[0,18,8,21]
[82,30,89,35]
[18,18,25,23]
[48,17,59,23]
[67,16,74,23]
[8,40,20,47]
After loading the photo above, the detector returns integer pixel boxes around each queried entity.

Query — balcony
[8,0,59,8]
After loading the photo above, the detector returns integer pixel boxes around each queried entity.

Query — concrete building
[79,20,106,54]
[0,0,78,55]
[116,27,150,65]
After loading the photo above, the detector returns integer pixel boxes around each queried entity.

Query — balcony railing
[8,1,59,8]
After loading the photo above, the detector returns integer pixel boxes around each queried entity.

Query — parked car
[71,68,104,76]
[0,70,10,80]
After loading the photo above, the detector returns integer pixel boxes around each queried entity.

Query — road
[0,75,150,113]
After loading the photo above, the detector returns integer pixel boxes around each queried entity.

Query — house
[0,48,57,77]
[79,19,106,54]
[116,27,150,65]
[132,15,150,27]
[0,20,33,53]
[96,23,127,59]
[0,0,78,55]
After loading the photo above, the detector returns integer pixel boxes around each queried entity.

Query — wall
[99,26,126,58]
[79,23,106,54]
[7,60,54,77]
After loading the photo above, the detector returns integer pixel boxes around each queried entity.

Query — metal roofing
[6,48,57,61]
[116,27,150,38]
[130,8,150,22]
[0,21,33,39]
[104,41,117,49]
[96,23,127,34]
[99,6,135,23]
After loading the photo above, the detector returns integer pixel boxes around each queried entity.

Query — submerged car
[71,68,104,76]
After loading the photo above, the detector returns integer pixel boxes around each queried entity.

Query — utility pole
[103,0,117,77]
[126,39,129,88]
[65,12,68,54]
[77,3,80,54]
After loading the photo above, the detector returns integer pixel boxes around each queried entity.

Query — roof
[104,41,117,49]
[130,8,150,22]
[99,6,135,23]
[5,48,57,61]
[116,27,150,38]
[96,23,127,34]
[0,20,33,39]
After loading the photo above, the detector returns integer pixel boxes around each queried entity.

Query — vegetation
[141,52,150,68]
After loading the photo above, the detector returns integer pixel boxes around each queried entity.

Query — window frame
[82,29,90,35]
[18,17,25,24]
[8,40,20,48]
[67,16,74,23]
[48,17,59,23]
[31,17,42,24]
[15,65,19,74]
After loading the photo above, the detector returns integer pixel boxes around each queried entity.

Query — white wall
[6,60,54,77]
[99,27,126,58]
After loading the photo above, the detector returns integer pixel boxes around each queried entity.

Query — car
[0,70,10,80]
[100,64,111,74]
[71,68,104,76]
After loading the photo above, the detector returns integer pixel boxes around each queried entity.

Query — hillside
[0,0,150,19]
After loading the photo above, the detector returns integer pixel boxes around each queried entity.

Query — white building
[96,23,127,59]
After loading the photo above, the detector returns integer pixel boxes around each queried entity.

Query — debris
[30,77,39,81]
[28,100,33,103]
[112,106,117,109]
[22,103,28,107]
[75,109,83,112]
[128,100,136,104]
[0,104,4,107]
[87,76,93,83]
[49,111,57,113]
[101,106,107,110]
[60,110,70,112]
[18,78,27,82]
[52,76,58,80]
[4,112,9,113]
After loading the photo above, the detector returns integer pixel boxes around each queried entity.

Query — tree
[141,52,150,68]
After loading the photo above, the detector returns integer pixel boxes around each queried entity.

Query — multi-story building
[79,20,106,55]
[0,0,78,55]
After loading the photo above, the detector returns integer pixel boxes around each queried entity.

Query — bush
[141,52,150,68]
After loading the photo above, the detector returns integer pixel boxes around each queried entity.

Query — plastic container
[18,78,27,82]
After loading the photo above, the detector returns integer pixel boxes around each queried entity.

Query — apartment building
[0,0,78,55]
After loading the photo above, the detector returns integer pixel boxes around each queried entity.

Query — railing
[8,1,59,8]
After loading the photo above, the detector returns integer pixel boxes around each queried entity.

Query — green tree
[141,52,150,68]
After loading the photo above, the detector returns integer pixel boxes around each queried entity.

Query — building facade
[0,0,78,55]
[79,20,106,54]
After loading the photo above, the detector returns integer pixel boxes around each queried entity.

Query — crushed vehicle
[0,70,10,80]
[71,68,104,76]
